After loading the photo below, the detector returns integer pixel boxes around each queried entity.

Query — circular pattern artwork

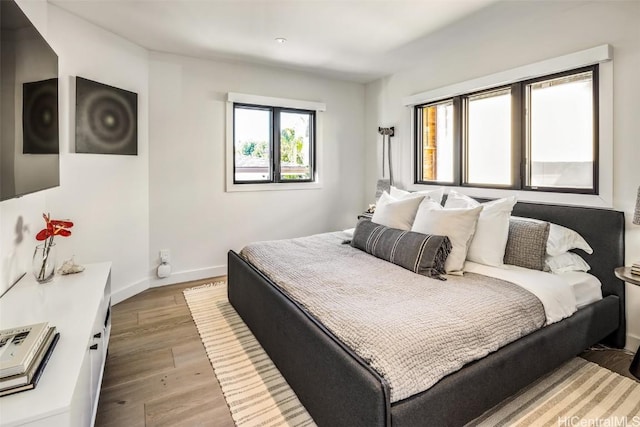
[76,77,138,155]
[22,78,59,154]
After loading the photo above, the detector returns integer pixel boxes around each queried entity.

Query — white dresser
[0,263,112,427]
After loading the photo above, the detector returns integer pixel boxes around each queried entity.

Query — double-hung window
[415,65,598,194]
[233,104,315,184]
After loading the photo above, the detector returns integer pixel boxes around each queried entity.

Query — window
[415,100,455,183]
[415,66,598,194]
[525,70,596,190]
[233,104,315,184]
[465,88,512,186]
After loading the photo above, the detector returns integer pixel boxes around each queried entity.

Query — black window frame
[233,102,316,184]
[414,65,599,195]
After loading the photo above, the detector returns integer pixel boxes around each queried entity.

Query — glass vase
[33,243,56,283]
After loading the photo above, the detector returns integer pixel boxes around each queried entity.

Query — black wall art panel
[23,78,59,154]
[76,77,137,155]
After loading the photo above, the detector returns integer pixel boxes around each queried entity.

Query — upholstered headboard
[465,198,626,347]
[510,201,626,347]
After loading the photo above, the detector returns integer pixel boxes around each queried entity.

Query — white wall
[147,52,365,288]
[0,1,150,300]
[364,0,640,350]
[0,1,364,303]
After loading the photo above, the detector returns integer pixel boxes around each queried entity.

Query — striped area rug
[185,283,640,427]
[470,357,640,426]
[183,282,316,427]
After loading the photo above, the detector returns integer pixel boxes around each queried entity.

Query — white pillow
[545,252,591,273]
[445,191,517,267]
[548,223,593,256]
[412,201,482,274]
[512,217,593,256]
[343,228,355,238]
[371,192,425,230]
[390,186,444,204]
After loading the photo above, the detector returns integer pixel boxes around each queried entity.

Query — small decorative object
[32,243,56,284]
[365,204,376,214]
[76,76,138,155]
[58,256,85,275]
[33,214,73,283]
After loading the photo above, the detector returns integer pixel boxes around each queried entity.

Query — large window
[415,66,598,194]
[526,70,595,190]
[233,104,315,184]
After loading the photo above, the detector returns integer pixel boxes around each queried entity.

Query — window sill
[226,181,323,193]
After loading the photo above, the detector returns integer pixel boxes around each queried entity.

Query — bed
[227,201,625,426]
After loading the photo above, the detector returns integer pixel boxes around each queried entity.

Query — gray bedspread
[241,232,545,403]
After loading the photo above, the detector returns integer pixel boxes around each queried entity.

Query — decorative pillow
[444,191,517,267]
[545,252,591,273]
[503,218,550,271]
[390,186,444,204]
[351,220,452,279]
[371,192,425,230]
[411,201,482,274]
[512,217,593,256]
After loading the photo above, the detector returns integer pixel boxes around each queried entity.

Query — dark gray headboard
[443,195,626,347]
[470,199,626,347]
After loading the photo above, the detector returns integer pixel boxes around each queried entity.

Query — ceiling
[49,0,497,83]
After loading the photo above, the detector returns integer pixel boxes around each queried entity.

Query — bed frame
[228,201,625,426]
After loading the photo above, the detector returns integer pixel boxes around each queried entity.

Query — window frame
[461,84,516,190]
[413,97,460,186]
[225,92,325,193]
[232,103,316,185]
[414,65,599,195]
[520,65,599,195]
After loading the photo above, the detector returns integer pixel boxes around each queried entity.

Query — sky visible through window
[234,107,312,182]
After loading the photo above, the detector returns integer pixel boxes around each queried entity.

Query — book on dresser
[631,262,640,276]
[0,326,58,391]
[0,322,52,378]
[0,331,59,397]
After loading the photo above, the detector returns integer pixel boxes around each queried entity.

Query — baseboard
[149,265,227,288]
[111,264,227,305]
[112,278,149,305]
[626,333,640,354]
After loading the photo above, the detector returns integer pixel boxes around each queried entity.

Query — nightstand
[614,266,640,380]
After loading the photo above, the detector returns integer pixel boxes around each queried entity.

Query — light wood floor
[95,277,234,427]
[96,279,638,426]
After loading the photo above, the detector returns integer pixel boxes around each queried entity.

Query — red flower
[36,213,74,242]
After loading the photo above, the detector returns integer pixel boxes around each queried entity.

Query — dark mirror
[1,0,59,202]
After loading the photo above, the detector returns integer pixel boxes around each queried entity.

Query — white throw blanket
[241,232,548,403]
[464,261,578,324]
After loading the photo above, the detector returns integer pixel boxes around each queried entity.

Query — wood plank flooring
[96,279,638,426]
[95,278,234,427]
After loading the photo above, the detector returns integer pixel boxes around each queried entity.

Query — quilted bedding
[241,232,546,402]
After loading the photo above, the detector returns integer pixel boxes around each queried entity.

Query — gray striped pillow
[351,220,452,279]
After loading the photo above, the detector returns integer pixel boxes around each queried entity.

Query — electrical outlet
[160,249,170,263]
